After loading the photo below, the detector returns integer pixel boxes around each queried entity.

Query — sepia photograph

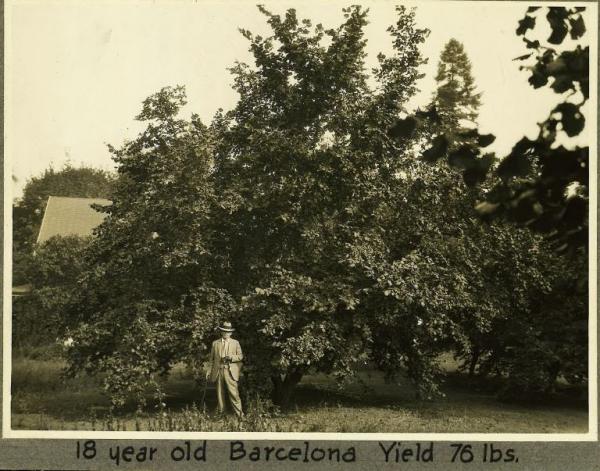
[3,0,597,438]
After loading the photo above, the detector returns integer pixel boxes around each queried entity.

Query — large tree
[62,5,587,410]
[64,6,435,407]
[209,5,438,405]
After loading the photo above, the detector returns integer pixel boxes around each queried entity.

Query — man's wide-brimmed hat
[218,321,235,332]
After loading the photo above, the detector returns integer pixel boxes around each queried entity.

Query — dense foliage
[62,87,219,407]
[13,236,90,348]
[419,33,588,395]
[59,6,588,408]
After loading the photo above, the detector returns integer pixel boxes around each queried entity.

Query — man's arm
[229,340,243,363]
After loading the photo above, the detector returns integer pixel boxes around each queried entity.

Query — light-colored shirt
[221,338,229,357]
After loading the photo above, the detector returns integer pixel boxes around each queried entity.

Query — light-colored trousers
[216,368,243,417]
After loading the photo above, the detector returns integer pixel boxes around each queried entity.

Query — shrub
[13,235,90,349]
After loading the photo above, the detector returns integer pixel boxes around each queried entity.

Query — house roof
[36,196,112,244]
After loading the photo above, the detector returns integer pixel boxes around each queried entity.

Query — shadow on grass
[441,372,587,411]
[11,353,587,433]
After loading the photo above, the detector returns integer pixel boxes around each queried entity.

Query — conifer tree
[431,39,482,147]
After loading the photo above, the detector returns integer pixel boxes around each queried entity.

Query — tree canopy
[60,5,589,409]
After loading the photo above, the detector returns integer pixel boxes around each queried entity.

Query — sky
[5,0,596,199]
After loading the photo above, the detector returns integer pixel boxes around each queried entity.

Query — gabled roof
[36,196,111,244]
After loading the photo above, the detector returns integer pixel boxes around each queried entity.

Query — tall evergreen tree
[431,39,482,147]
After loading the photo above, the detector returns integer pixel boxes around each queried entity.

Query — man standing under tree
[208,321,244,418]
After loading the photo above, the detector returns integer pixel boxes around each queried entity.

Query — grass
[11,352,588,433]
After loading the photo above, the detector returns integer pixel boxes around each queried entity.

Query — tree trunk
[545,361,561,394]
[271,369,303,409]
[468,346,481,377]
